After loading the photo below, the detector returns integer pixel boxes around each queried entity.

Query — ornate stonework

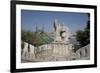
[21,19,89,62]
[53,19,70,43]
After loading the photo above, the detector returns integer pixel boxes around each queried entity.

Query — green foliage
[21,30,54,47]
[21,30,34,44]
[76,30,90,47]
[76,14,90,47]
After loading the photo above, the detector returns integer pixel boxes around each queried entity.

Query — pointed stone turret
[53,18,58,31]
[42,24,44,33]
[35,24,38,32]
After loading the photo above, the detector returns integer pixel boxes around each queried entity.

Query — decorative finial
[42,24,44,32]
[36,24,38,32]
[54,18,58,31]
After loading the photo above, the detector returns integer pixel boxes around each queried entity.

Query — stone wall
[76,44,90,60]
[21,41,77,62]
[21,42,35,62]
[21,41,90,62]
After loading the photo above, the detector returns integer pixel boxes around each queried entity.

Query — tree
[21,30,54,47]
[76,14,90,47]
[21,30,35,45]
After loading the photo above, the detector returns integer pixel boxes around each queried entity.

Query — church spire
[36,24,38,32]
[54,18,57,24]
[42,24,44,33]
[54,18,58,31]
[62,22,64,26]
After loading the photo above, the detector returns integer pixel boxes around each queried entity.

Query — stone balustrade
[21,41,89,62]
